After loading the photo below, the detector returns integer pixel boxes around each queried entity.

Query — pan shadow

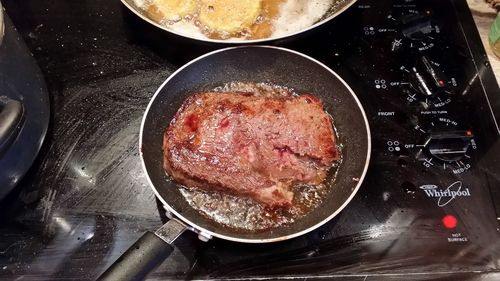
[119,5,338,67]
[187,216,346,278]
[121,6,225,67]
[155,196,361,279]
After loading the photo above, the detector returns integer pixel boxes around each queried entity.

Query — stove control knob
[401,14,433,40]
[424,131,473,162]
[409,56,447,97]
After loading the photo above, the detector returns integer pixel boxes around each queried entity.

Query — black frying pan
[98,46,371,281]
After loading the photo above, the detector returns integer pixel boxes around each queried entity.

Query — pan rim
[0,2,3,46]
[120,0,357,44]
[139,45,371,243]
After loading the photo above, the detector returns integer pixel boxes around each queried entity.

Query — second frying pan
[121,0,357,44]
[98,46,371,281]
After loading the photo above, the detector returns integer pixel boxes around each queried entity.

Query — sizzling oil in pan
[176,82,342,232]
[133,0,340,41]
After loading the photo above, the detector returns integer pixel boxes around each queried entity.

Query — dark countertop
[1,1,500,281]
[0,1,191,279]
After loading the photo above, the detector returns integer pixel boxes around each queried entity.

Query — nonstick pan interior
[140,46,370,242]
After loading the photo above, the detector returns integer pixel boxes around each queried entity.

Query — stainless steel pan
[120,0,357,44]
[98,46,370,281]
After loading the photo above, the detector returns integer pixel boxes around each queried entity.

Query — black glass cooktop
[1,0,500,280]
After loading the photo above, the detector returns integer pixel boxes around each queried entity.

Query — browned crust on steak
[163,90,337,208]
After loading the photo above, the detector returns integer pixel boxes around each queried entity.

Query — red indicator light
[426,10,431,15]
[438,80,445,87]
[442,215,458,229]
[466,130,473,136]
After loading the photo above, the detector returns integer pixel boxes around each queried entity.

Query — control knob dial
[422,130,473,162]
[409,56,451,97]
[413,117,476,174]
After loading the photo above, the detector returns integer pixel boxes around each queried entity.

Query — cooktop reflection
[1,0,500,280]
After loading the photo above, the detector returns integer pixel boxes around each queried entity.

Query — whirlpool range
[0,0,499,280]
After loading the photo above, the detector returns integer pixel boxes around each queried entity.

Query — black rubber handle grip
[0,96,24,156]
[97,231,174,281]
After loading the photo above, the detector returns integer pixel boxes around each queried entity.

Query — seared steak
[163,90,338,208]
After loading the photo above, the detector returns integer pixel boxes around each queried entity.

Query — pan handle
[0,96,25,157]
[97,218,187,281]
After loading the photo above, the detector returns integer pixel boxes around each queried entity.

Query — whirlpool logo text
[419,181,471,207]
